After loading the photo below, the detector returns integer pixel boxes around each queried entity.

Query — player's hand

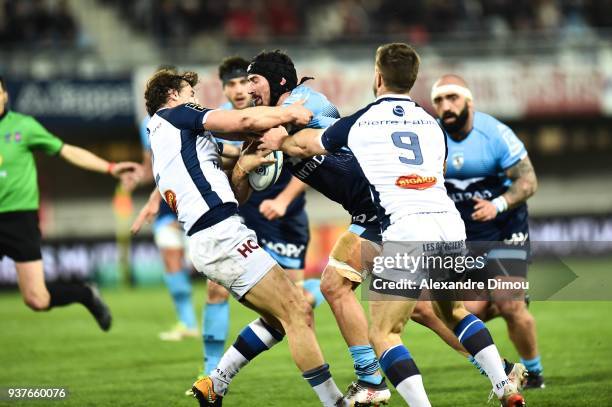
[111,161,143,178]
[286,100,313,126]
[131,196,161,234]
[237,141,276,173]
[471,198,498,222]
[259,197,288,220]
[260,126,289,150]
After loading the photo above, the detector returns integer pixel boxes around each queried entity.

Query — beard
[440,103,470,134]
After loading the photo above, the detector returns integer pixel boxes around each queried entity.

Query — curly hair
[144,69,198,116]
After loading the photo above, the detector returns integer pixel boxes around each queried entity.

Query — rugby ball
[248,151,283,191]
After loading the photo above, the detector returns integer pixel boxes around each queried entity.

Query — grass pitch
[1,261,612,406]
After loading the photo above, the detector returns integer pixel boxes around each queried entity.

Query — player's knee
[320,268,351,303]
[23,291,50,311]
[411,302,435,326]
[498,301,532,323]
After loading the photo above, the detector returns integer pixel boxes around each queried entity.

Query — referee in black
[0,76,143,331]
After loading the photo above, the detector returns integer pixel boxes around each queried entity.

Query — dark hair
[247,50,297,105]
[375,43,420,93]
[0,75,5,91]
[144,70,198,116]
[218,56,249,84]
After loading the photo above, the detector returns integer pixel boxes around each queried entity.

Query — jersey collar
[0,109,8,121]
[375,93,412,101]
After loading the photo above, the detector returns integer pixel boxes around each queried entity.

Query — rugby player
[431,74,543,389]
[0,75,142,331]
[134,67,200,340]
[142,69,345,407]
[194,50,392,406]
[200,54,322,374]
[264,43,526,406]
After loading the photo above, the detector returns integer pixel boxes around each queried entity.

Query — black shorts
[0,210,42,262]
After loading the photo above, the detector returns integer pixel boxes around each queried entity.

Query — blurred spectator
[0,0,79,48]
[95,0,612,46]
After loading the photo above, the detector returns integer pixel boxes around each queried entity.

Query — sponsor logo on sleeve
[395,174,437,190]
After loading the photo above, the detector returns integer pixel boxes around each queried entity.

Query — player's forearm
[242,106,301,132]
[59,144,112,174]
[502,156,538,209]
[275,177,306,206]
[280,128,326,158]
[230,163,253,205]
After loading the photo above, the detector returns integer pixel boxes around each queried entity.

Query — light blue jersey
[444,111,528,241]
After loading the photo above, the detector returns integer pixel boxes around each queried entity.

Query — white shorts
[383,211,466,242]
[154,222,186,250]
[188,215,277,299]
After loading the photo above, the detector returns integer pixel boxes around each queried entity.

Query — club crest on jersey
[451,152,464,170]
[396,174,437,190]
[393,105,405,117]
[164,190,178,213]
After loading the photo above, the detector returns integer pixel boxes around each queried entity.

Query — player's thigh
[15,260,49,305]
[369,299,416,336]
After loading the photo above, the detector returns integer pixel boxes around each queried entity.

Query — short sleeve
[25,117,63,155]
[495,122,527,170]
[156,103,213,130]
[139,116,151,150]
[320,116,352,153]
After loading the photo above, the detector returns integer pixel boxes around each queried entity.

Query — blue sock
[379,345,421,388]
[203,301,229,375]
[349,345,383,385]
[163,269,196,329]
[521,356,543,375]
[303,279,325,308]
[453,314,492,356]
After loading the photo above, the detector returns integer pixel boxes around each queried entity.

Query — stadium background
[1,1,612,406]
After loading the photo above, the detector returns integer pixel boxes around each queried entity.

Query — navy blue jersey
[444,111,529,242]
[282,85,379,229]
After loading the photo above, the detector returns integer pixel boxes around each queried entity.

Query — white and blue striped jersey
[148,104,238,236]
[320,94,460,234]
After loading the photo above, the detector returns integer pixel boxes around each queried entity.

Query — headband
[431,84,473,102]
[221,68,248,85]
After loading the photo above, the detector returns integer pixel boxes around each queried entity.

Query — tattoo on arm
[503,156,538,208]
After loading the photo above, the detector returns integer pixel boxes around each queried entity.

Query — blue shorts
[348,222,381,243]
[241,208,309,270]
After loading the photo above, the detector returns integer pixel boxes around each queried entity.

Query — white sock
[303,364,342,406]
[474,345,510,397]
[312,377,342,407]
[211,318,284,396]
[210,346,247,396]
[396,375,431,407]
